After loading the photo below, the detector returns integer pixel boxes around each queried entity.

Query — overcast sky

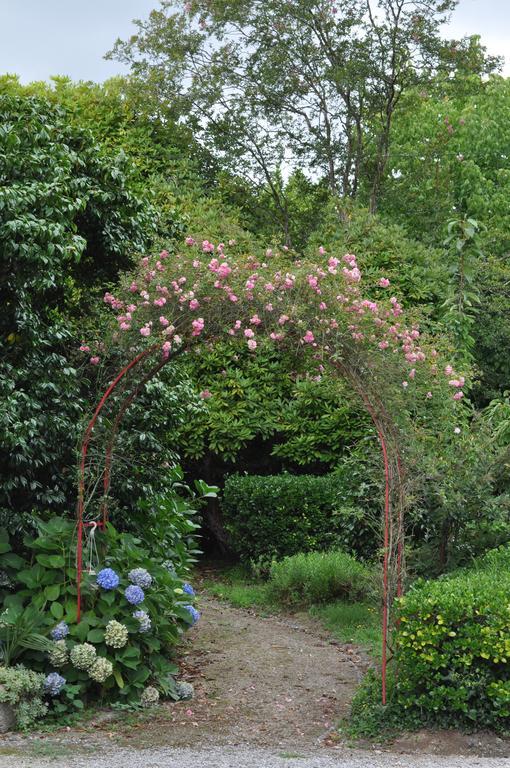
[0,0,508,83]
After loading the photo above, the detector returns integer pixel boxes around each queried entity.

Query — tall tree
[109,0,493,231]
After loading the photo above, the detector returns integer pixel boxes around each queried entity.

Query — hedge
[221,473,378,563]
[393,546,510,730]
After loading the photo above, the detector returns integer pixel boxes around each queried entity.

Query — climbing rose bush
[83,239,466,430]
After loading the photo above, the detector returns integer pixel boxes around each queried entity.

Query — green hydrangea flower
[48,639,69,668]
[89,657,113,683]
[70,643,97,670]
[104,620,129,649]
[140,686,159,707]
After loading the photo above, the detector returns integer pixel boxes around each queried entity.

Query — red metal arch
[77,350,406,705]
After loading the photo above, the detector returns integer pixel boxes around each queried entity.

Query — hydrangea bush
[0,666,47,730]
[0,517,201,714]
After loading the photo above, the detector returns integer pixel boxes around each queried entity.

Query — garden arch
[76,239,463,704]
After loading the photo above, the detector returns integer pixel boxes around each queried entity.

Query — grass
[310,601,380,655]
[267,550,375,605]
[201,557,380,656]
[202,564,275,611]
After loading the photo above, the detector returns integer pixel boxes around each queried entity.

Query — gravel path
[0,744,509,768]
[0,595,508,767]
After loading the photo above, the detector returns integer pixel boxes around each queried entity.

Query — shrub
[0,665,47,730]
[0,516,201,712]
[222,472,379,564]
[390,548,510,731]
[0,93,153,532]
[267,550,374,606]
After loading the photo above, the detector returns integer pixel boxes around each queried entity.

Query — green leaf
[36,554,65,568]
[1,553,25,569]
[113,668,124,689]
[87,628,104,643]
[72,621,90,642]
[0,530,11,554]
[44,584,60,601]
[100,591,116,606]
[50,602,64,620]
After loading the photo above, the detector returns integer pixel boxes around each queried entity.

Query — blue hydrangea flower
[184,605,200,625]
[132,609,151,633]
[128,568,152,589]
[96,568,120,590]
[44,672,66,696]
[125,585,145,605]
[182,583,195,596]
[50,621,69,641]
[162,560,177,577]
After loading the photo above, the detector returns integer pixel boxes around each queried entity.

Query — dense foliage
[222,471,379,564]
[350,547,510,734]
[0,509,201,712]
[267,550,374,607]
[0,93,152,530]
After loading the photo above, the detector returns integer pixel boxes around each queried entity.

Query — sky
[0,0,508,83]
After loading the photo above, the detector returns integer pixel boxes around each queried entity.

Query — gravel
[0,745,509,768]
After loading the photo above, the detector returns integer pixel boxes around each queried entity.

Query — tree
[0,93,152,528]
[109,0,494,235]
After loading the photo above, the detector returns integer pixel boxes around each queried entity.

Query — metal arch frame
[76,349,407,705]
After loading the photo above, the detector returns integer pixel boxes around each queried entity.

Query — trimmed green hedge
[222,473,377,563]
[393,546,510,730]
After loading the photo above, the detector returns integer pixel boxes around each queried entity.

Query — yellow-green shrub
[394,546,510,729]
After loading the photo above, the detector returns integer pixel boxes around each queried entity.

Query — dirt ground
[0,594,508,764]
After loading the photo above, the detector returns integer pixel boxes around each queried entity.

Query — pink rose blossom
[200,389,212,399]
[247,339,257,350]
[90,356,100,365]
[378,277,390,288]
[79,345,90,353]
[192,318,205,336]
[244,328,255,339]
[189,298,200,310]
[303,331,315,343]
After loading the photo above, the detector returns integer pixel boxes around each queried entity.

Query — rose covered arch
[77,237,464,703]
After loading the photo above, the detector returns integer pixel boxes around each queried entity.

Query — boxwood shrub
[393,547,510,730]
[222,473,378,563]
